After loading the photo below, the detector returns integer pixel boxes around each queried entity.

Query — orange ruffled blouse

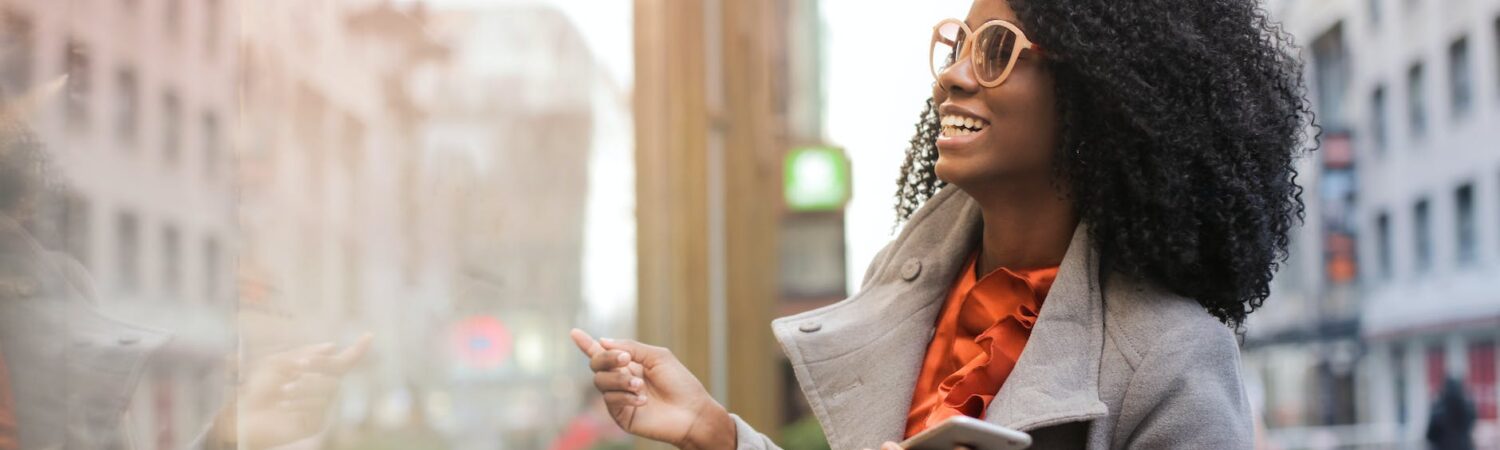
[903,252,1058,439]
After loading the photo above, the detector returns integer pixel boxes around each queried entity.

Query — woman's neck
[965,180,1078,276]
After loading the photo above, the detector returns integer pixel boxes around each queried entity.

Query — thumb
[598,338,673,366]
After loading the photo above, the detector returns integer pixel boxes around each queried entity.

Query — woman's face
[931,0,1059,191]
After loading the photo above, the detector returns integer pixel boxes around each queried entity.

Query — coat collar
[772,186,1107,448]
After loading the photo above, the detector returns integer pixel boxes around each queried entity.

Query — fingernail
[636,394,648,404]
[629,377,642,388]
[617,352,631,363]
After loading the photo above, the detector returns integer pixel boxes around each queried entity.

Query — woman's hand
[570,329,735,450]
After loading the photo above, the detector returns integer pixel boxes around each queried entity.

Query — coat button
[799,322,822,333]
[901,259,922,281]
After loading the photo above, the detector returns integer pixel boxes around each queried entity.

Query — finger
[570,328,605,358]
[282,374,338,398]
[602,390,648,408]
[881,442,903,450]
[330,334,373,374]
[623,361,644,378]
[589,349,632,372]
[593,370,643,393]
[598,338,672,366]
[260,342,337,374]
[278,395,334,412]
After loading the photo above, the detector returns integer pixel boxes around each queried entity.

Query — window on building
[162,91,181,164]
[115,68,139,144]
[1469,340,1498,422]
[342,114,366,173]
[1376,212,1392,280]
[161,225,180,298]
[1448,37,1471,117]
[1456,184,1476,265]
[62,192,90,269]
[116,211,140,293]
[1371,85,1388,153]
[64,39,90,130]
[1427,345,1447,395]
[1392,345,1408,424]
[1313,23,1350,128]
[1414,198,1432,273]
[1408,62,1426,139]
[203,237,219,305]
[202,112,219,177]
[0,11,35,97]
[164,0,182,41]
[204,0,220,59]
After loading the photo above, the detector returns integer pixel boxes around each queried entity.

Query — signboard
[783,146,850,212]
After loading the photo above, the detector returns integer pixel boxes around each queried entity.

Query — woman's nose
[935,56,980,99]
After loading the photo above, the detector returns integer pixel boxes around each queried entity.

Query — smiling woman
[576,0,1312,447]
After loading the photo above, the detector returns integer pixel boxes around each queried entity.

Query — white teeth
[939,114,986,139]
[940,114,986,132]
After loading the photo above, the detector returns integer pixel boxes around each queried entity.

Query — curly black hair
[896,0,1317,327]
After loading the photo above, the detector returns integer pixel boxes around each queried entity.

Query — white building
[0,0,238,448]
[1246,0,1500,447]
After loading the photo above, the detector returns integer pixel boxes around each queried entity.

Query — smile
[939,114,988,137]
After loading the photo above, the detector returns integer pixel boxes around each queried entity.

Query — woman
[572,0,1312,448]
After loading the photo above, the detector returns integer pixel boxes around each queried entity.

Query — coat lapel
[773,186,1108,448]
[983,221,1110,431]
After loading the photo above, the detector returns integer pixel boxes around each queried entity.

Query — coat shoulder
[1100,271,1239,369]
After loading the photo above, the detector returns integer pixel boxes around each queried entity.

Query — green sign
[784,146,850,212]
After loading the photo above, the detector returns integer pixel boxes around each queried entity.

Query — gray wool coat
[731,186,1253,450]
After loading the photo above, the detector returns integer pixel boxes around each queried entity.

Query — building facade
[1245,0,1500,447]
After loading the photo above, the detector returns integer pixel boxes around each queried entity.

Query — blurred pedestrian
[1426,378,1476,450]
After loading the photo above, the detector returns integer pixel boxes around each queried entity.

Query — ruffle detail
[920,264,1055,430]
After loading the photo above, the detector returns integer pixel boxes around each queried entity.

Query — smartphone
[900,416,1032,450]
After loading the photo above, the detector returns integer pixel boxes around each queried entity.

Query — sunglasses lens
[973,25,1017,84]
[931,22,965,77]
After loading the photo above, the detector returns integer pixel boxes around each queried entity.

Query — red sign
[449,316,513,369]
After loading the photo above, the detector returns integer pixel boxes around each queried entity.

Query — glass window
[204,0,220,59]
[115,210,140,292]
[202,112,219,177]
[1414,198,1431,274]
[162,90,181,164]
[203,236,219,305]
[115,68,139,144]
[0,10,34,97]
[161,225,180,298]
[1448,37,1471,117]
[64,39,90,130]
[1371,85,1387,153]
[1376,211,1392,280]
[1456,184,1475,265]
[1407,62,1426,139]
[1313,24,1349,128]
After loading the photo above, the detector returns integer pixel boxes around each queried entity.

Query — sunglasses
[930,18,1044,88]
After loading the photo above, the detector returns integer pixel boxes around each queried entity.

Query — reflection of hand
[569,329,734,450]
[217,334,372,450]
